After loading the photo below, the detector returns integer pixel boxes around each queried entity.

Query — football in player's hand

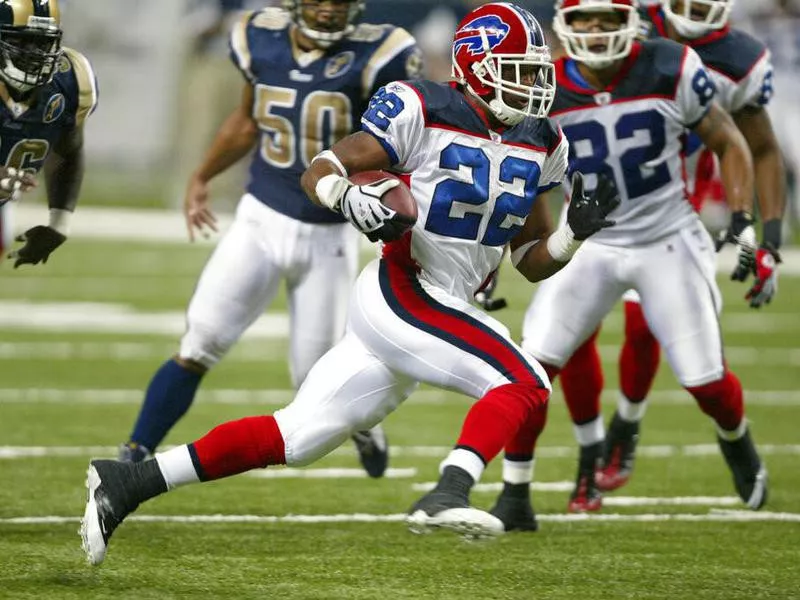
[349,170,418,224]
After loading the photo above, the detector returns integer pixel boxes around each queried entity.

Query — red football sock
[457,383,549,463]
[560,329,604,425]
[189,415,286,481]
[687,370,745,432]
[619,301,660,402]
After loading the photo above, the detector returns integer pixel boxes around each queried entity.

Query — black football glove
[8,225,67,268]
[566,172,620,240]
[475,270,507,312]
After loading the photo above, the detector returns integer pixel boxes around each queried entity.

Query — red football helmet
[554,0,640,69]
[451,2,556,125]
[661,0,733,39]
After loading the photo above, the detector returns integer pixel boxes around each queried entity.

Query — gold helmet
[282,0,365,49]
[0,0,62,93]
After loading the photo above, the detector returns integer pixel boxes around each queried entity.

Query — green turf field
[1,238,799,599]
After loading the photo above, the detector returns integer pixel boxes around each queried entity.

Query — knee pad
[179,322,238,369]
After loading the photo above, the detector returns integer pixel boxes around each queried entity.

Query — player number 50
[254,84,353,169]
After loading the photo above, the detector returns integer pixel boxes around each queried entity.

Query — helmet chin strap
[487,96,525,126]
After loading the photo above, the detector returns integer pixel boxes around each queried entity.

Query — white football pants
[522,220,724,388]
[179,194,360,387]
[274,258,551,466]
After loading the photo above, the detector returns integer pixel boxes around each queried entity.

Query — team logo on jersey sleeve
[325,51,355,79]
[454,16,510,56]
[43,93,65,123]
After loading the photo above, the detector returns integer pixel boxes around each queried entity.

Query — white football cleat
[407,506,505,539]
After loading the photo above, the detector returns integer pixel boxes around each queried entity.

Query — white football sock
[502,457,535,485]
[574,416,605,447]
[440,448,485,483]
[155,445,201,489]
[617,393,648,422]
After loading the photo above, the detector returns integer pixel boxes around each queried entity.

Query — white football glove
[316,174,413,242]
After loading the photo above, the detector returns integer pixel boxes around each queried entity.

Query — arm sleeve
[675,47,715,128]
[229,11,257,84]
[361,27,422,98]
[538,128,569,193]
[360,81,426,171]
[62,48,99,128]
[731,52,774,111]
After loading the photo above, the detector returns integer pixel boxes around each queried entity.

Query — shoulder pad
[250,8,291,31]
[60,47,98,127]
[348,23,393,44]
[694,28,767,83]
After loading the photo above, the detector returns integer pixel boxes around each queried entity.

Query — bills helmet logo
[453,15,510,56]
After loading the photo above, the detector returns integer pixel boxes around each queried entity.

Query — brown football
[348,170,418,224]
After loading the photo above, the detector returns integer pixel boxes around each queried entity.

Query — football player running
[81,2,619,564]
[0,0,97,268]
[551,0,787,508]
[487,0,769,526]
[118,0,425,477]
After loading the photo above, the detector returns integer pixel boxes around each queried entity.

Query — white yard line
[247,468,417,479]
[2,387,800,407]
[411,483,741,506]
[2,444,799,460]
[2,510,799,526]
[11,205,800,275]
[3,340,800,367]
[0,301,289,338]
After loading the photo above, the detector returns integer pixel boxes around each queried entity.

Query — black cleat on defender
[407,466,504,539]
[351,425,389,479]
[718,429,768,510]
[489,483,538,532]
[596,412,640,492]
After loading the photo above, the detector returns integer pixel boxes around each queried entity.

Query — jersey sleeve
[229,10,258,84]
[360,81,426,171]
[675,46,716,128]
[538,128,569,193]
[362,27,423,98]
[730,51,774,111]
[61,48,99,128]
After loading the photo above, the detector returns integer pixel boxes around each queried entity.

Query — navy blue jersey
[230,8,422,223]
[0,47,97,175]
[643,6,773,113]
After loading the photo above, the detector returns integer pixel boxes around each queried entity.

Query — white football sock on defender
[617,394,648,423]
[155,445,201,489]
[574,417,605,447]
[441,448,485,483]
[502,457,535,485]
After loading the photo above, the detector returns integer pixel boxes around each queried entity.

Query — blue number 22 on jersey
[426,144,541,246]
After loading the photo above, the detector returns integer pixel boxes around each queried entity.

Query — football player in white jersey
[80,2,620,563]
[117,0,427,477]
[557,0,788,502]
[487,0,769,526]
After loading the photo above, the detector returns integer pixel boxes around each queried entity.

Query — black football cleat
[351,425,389,478]
[596,412,640,492]
[80,458,167,565]
[718,429,768,510]
[407,466,503,539]
[489,483,538,532]
[568,442,603,513]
